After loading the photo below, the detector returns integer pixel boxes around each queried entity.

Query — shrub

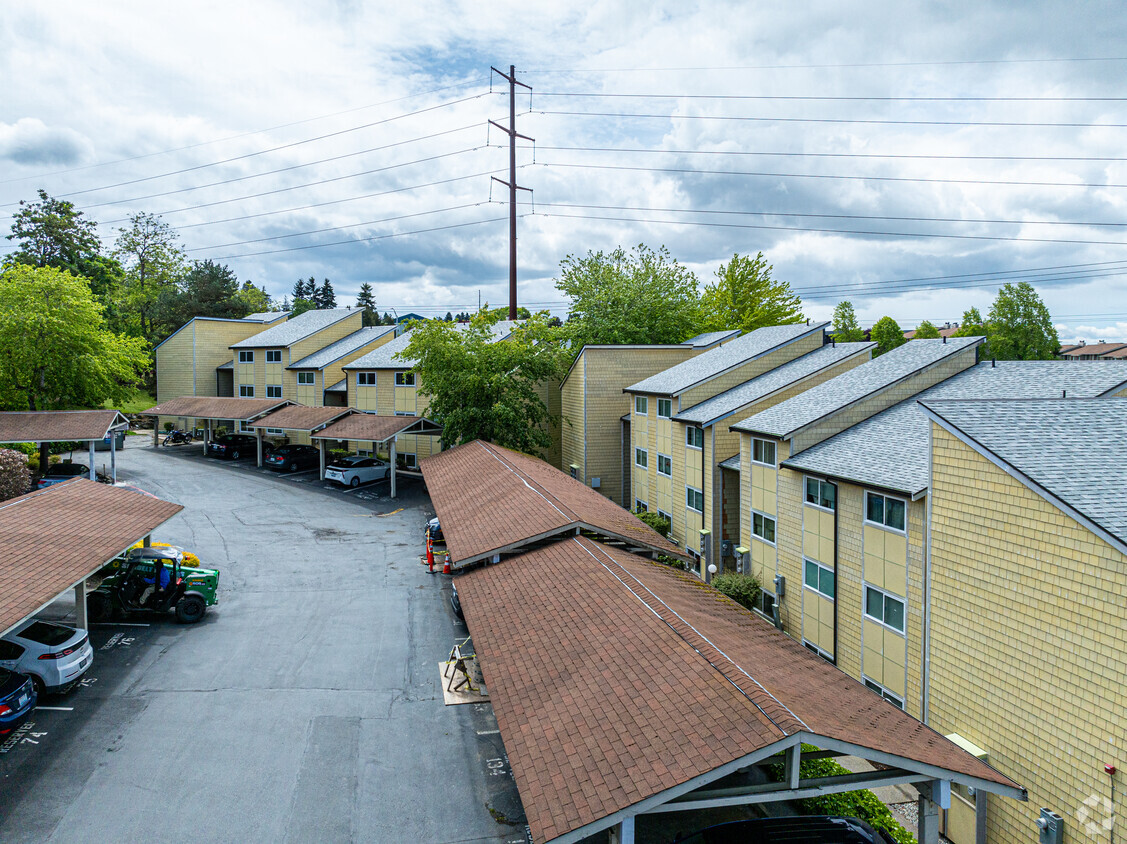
[634,509,671,537]
[163,421,174,432]
[0,449,31,501]
[711,572,761,611]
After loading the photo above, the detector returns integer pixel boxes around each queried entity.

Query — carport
[422,441,1027,844]
[0,479,183,637]
[140,396,292,466]
[0,410,130,483]
[246,405,356,478]
[311,413,442,498]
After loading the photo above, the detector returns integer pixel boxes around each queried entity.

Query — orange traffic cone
[442,552,451,575]
[426,535,435,572]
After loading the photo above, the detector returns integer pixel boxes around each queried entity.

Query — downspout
[923,434,935,722]
[832,480,839,667]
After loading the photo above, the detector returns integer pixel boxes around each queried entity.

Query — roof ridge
[477,441,578,523]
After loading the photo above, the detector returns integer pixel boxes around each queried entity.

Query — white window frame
[865,491,907,533]
[863,676,904,709]
[657,398,672,418]
[751,510,776,545]
[635,499,648,512]
[265,349,282,364]
[686,485,704,513]
[297,372,315,386]
[804,640,834,663]
[266,384,282,399]
[402,453,417,468]
[657,508,672,522]
[656,453,672,477]
[803,558,835,600]
[239,420,253,433]
[265,427,284,436]
[239,384,255,397]
[635,395,648,415]
[394,410,417,417]
[686,426,704,450]
[751,438,776,467]
[805,476,837,512]
[864,584,906,633]
[238,350,254,364]
[634,447,648,468]
[395,371,415,387]
[357,372,376,386]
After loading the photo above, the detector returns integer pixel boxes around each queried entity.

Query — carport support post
[73,581,88,630]
[318,440,326,480]
[389,437,397,499]
[203,420,210,455]
[88,441,95,476]
[608,816,635,844]
[917,781,944,844]
[255,426,263,467]
[110,431,117,483]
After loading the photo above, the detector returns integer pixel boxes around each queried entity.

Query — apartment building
[921,397,1127,844]
[559,329,740,506]
[624,322,829,558]
[287,324,396,408]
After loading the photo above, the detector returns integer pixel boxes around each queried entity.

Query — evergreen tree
[382,311,394,325]
[316,278,336,309]
[292,278,311,300]
[356,283,378,326]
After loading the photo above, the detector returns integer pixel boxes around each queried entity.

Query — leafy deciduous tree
[912,320,941,339]
[402,313,567,454]
[986,282,1059,360]
[699,252,803,333]
[870,316,907,356]
[831,301,866,342]
[114,213,186,341]
[291,297,315,317]
[954,306,988,337]
[556,244,700,349]
[0,265,149,411]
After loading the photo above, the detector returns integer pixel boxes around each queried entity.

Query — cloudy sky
[3,1,1127,341]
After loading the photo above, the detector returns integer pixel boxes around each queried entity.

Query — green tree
[315,278,336,309]
[912,320,941,339]
[986,282,1059,360]
[0,265,149,411]
[954,306,988,337]
[356,283,379,326]
[114,213,186,341]
[556,244,700,349]
[402,312,567,453]
[234,279,270,315]
[699,252,803,333]
[293,278,313,300]
[484,305,531,320]
[291,297,315,317]
[831,301,866,342]
[870,316,907,356]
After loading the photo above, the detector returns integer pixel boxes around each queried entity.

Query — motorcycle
[162,429,194,446]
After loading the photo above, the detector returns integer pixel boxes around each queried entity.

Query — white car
[324,455,391,488]
[0,619,94,695]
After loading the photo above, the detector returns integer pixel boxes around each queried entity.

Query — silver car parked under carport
[324,455,391,488]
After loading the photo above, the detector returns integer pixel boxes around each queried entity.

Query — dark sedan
[264,444,320,473]
[0,668,36,738]
[205,434,258,460]
[36,462,91,489]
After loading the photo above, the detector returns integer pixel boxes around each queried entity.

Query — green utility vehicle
[87,546,219,624]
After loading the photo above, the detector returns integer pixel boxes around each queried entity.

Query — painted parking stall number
[0,722,46,754]
[486,753,510,777]
[100,634,134,651]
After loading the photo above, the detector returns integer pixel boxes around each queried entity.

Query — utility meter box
[1037,808,1063,844]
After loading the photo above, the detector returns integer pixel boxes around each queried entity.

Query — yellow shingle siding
[155,325,195,404]
[928,423,1127,844]
[561,354,585,479]
[678,331,822,410]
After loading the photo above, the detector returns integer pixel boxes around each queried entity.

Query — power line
[537,91,1127,103]
[536,160,1126,190]
[0,78,491,186]
[536,109,1127,128]
[524,58,1127,72]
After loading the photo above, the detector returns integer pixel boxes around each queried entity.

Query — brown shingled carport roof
[141,396,291,421]
[458,536,1023,844]
[420,440,687,567]
[310,413,441,443]
[247,405,355,431]
[0,479,183,636]
[0,410,129,443]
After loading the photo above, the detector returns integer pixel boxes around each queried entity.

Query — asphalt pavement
[0,438,529,844]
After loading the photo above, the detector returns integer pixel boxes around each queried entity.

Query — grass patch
[105,388,156,414]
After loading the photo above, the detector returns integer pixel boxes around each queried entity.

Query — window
[635,499,648,512]
[238,350,254,363]
[864,678,904,709]
[752,511,776,544]
[686,426,704,449]
[657,509,672,522]
[864,585,905,632]
[357,372,376,386]
[657,453,672,477]
[239,420,253,433]
[266,385,282,399]
[394,410,417,417]
[239,385,255,397]
[865,492,906,532]
[265,427,284,436]
[635,396,648,415]
[804,559,836,599]
[395,372,415,387]
[402,453,417,468]
[634,447,648,468]
[657,398,672,418]
[804,641,833,663]
[751,438,776,467]
[805,477,837,511]
[297,372,315,386]
[686,486,704,513]
[758,591,776,619]
[265,349,281,364]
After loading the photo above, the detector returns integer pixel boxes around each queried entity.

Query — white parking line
[90,622,149,627]
[35,706,74,711]
[476,729,500,736]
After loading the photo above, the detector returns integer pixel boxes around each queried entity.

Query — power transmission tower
[490,65,533,321]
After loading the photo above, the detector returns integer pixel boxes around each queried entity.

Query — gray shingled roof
[244,311,288,322]
[719,454,741,472]
[683,329,741,348]
[675,342,875,425]
[342,320,523,370]
[921,397,1127,548]
[326,378,347,392]
[287,325,396,369]
[626,322,828,396]
[782,361,1127,496]
[230,308,356,349]
[733,337,983,439]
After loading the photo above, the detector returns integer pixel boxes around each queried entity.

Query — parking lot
[0,437,528,843]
